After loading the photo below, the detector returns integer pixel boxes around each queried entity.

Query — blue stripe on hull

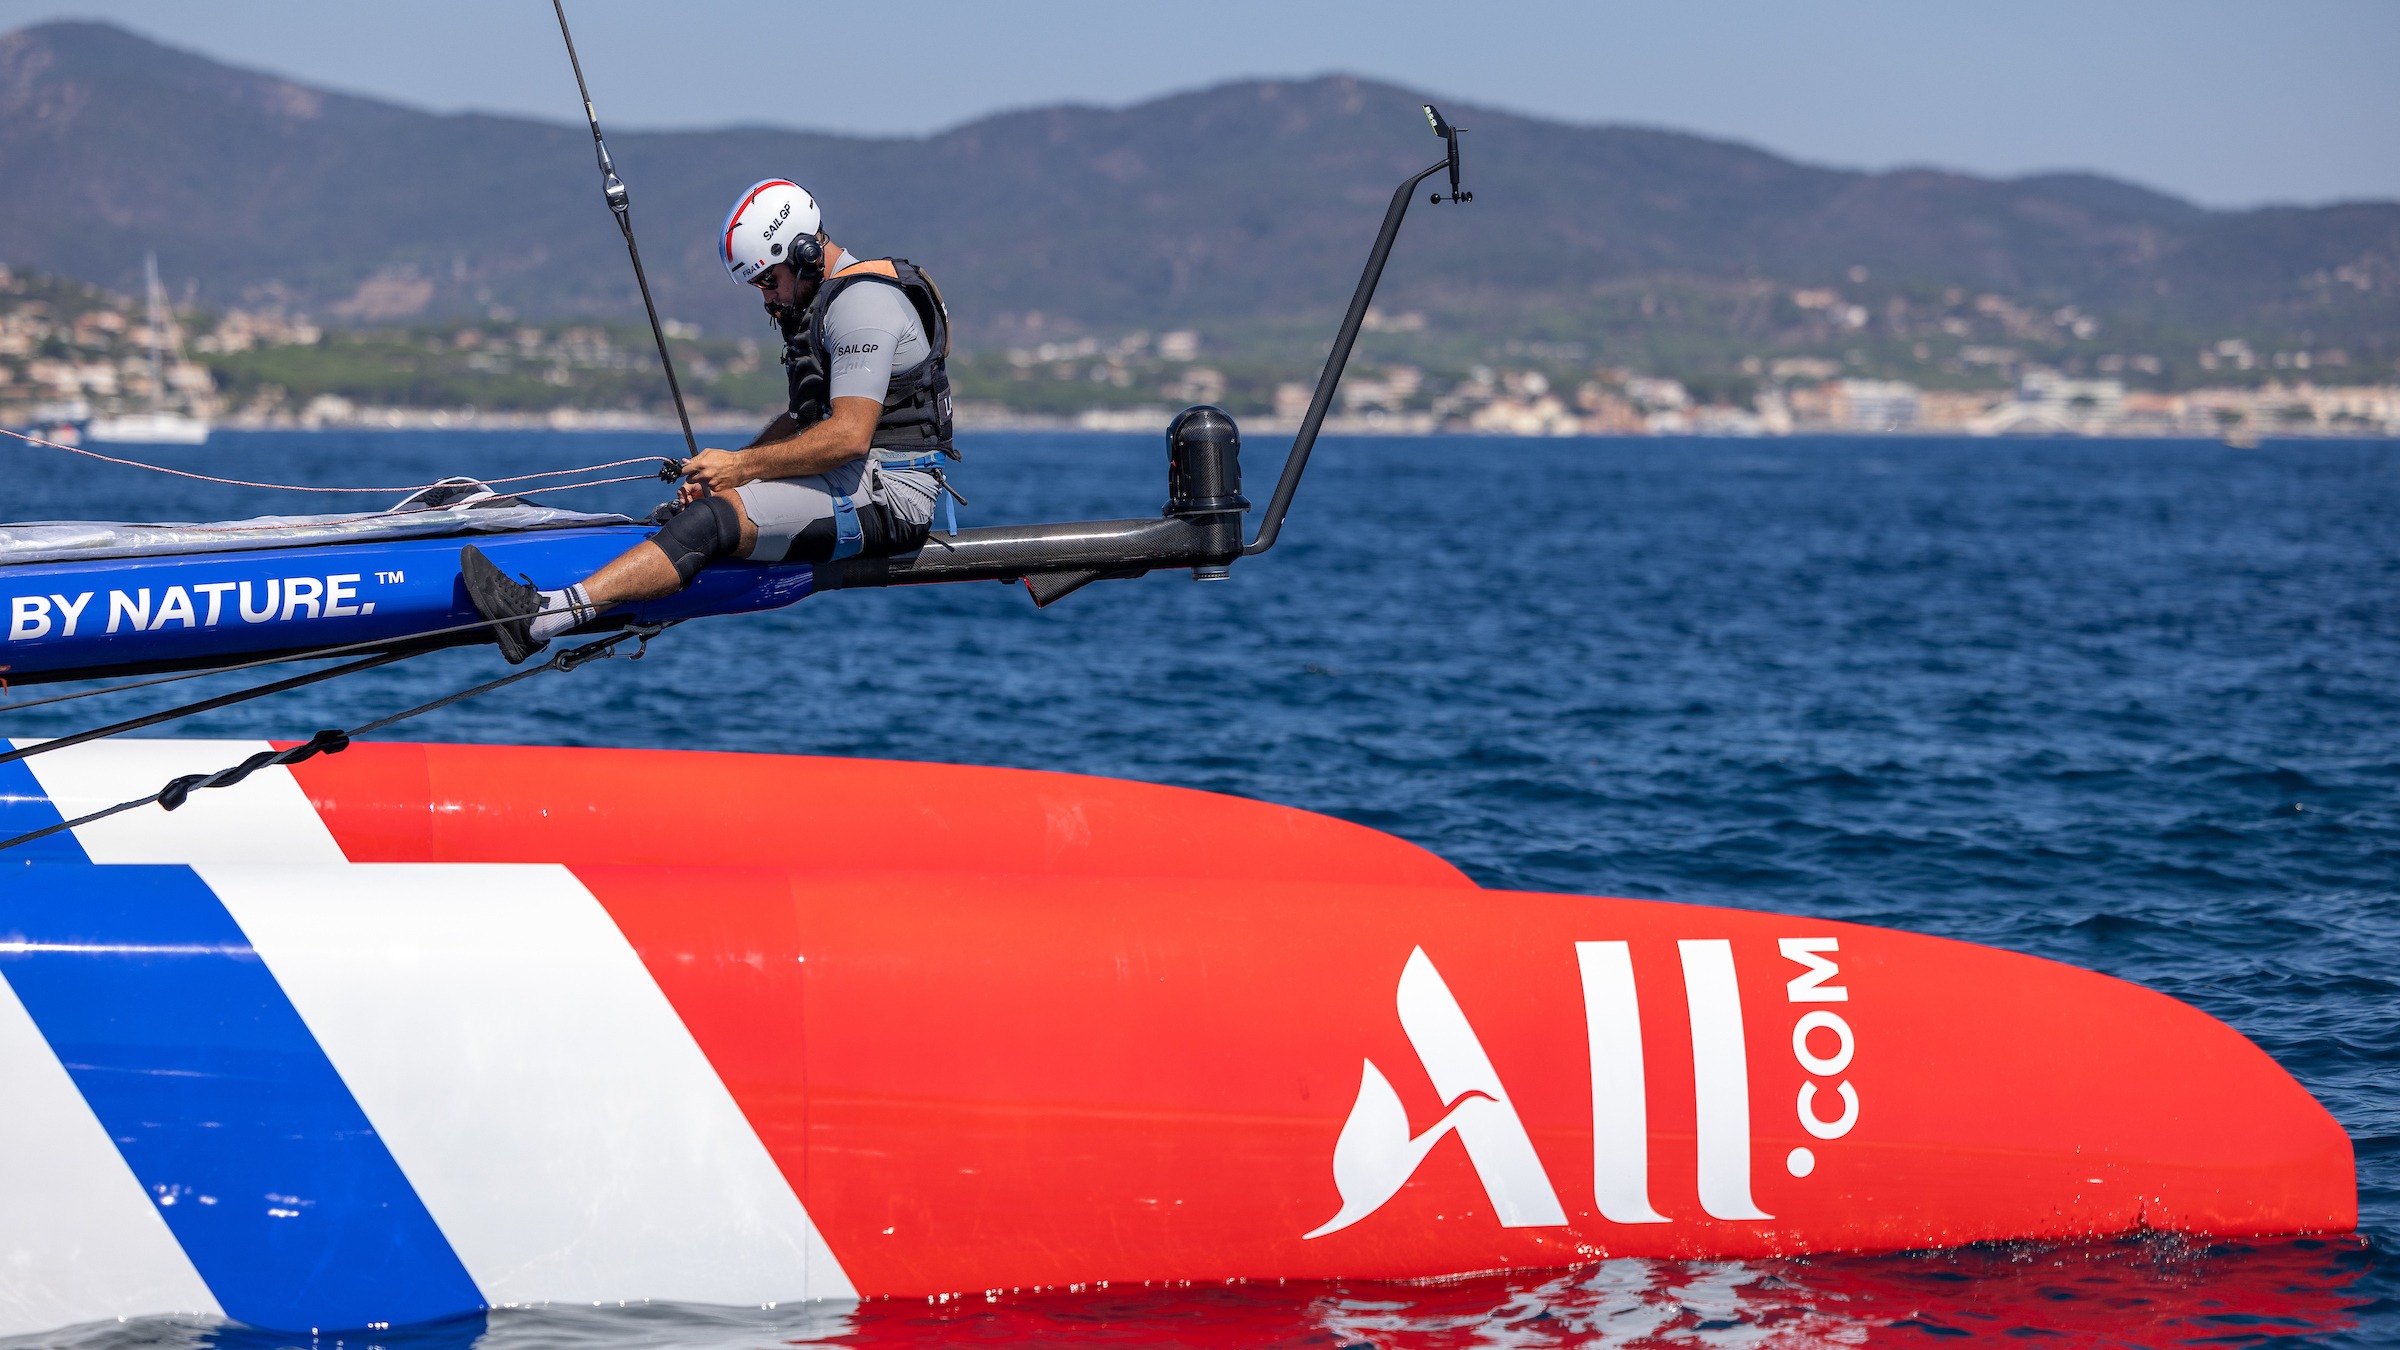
[0,754,88,861]
[0,864,484,1330]
[0,524,817,683]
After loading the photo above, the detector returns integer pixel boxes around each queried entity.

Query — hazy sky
[2,0,2392,209]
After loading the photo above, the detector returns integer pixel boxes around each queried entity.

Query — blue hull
[1,525,816,683]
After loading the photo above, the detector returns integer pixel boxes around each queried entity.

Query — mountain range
[1,20,2393,385]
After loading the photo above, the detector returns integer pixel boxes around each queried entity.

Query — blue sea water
[3,428,2396,1348]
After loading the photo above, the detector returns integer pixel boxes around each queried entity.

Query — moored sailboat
[82,253,209,446]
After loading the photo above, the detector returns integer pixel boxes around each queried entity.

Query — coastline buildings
[1444,370,2400,440]
[4,267,2393,439]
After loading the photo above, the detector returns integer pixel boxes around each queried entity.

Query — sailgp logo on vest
[1305,939,1856,1239]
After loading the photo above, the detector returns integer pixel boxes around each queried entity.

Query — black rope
[1,612,539,715]
[0,624,668,856]
[1,729,364,851]
[346,621,660,737]
[0,650,412,768]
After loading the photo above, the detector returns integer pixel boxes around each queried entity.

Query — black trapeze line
[1,613,532,714]
[0,650,416,768]
[0,624,670,856]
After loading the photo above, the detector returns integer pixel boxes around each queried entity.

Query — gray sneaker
[458,545,546,664]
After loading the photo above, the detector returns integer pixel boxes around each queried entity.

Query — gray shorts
[735,462,937,563]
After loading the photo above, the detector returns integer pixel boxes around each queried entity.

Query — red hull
[285,744,2355,1293]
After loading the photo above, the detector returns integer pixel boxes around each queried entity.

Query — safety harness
[782,257,965,554]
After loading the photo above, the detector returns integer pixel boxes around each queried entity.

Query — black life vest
[781,256,957,462]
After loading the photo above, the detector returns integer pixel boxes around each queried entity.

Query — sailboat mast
[142,252,166,412]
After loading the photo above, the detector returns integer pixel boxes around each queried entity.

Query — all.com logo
[1306,940,1857,1239]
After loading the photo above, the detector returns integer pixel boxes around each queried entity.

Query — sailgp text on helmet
[721,179,826,287]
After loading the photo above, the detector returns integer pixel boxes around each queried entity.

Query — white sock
[528,583,598,642]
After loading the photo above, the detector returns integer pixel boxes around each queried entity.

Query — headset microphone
[788,233,825,286]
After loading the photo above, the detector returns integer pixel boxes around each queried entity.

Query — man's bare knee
[582,539,685,607]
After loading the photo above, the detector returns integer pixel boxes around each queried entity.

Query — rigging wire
[0,9,714,839]
[0,650,414,766]
[0,9,715,854]
[0,612,534,714]
[81,484,654,537]
[0,623,669,857]
[0,424,677,496]
[0,12,712,506]
[551,0,701,464]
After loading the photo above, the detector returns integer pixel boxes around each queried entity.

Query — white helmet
[719,178,822,285]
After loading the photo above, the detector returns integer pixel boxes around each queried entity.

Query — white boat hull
[84,413,210,445]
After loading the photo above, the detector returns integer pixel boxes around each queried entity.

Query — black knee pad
[651,493,743,585]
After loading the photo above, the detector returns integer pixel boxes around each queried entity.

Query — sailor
[460,178,959,661]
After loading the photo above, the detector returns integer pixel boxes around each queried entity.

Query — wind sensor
[1424,104,1472,204]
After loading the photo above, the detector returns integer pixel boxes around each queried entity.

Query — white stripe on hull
[200,862,856,1306]
[12,739,346,864]
[0,967,221,1334]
